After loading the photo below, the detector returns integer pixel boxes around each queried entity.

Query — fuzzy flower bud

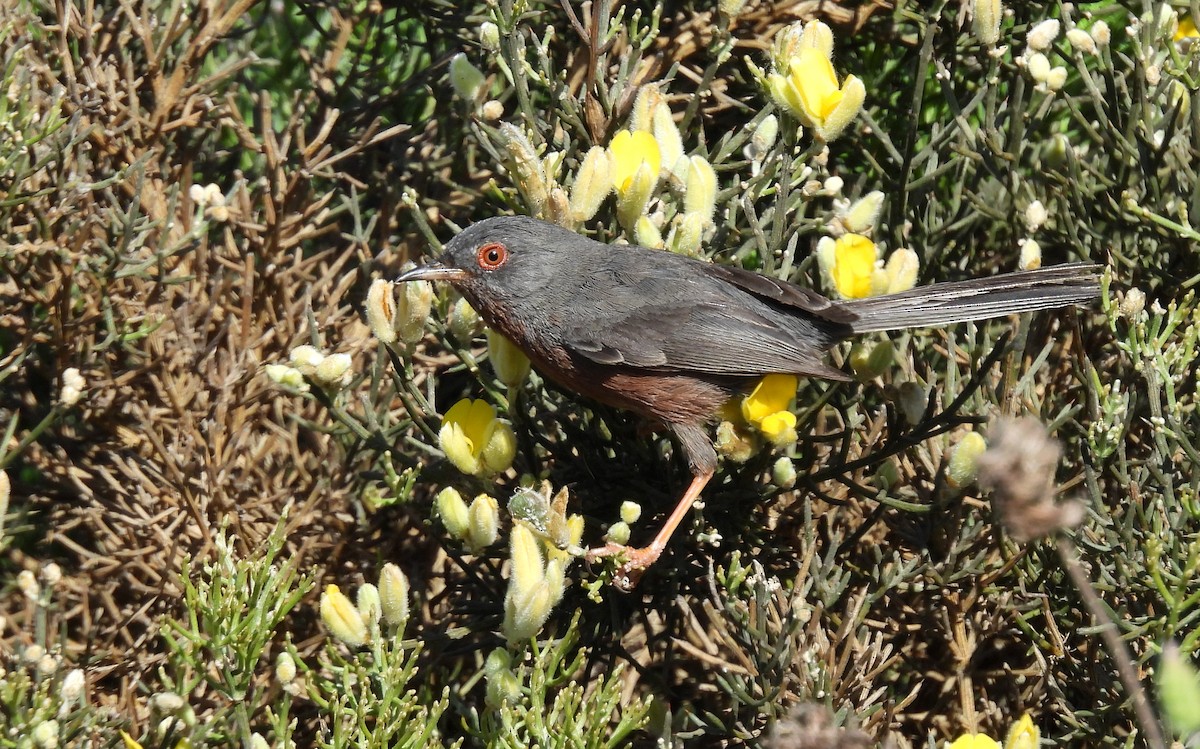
[31,720,59,749]
[842,190,885,234]
[972,0,1003,45]
[397,275,433,344]
[275,652,297,684]
[288,344,325,375]
[378,563,410,627]
[1018,238,1042,270]
[59,367,85,407]
[683,155,718,223]
[652,103,686,183]
[850,340,894,380]
[468,493,501,550]
[1066,28,1097,55]
[448,297,481,342]
[265,364,308,392]
[1120,288,1146,318]
[897,382,928,425]
[486,329,531,389]
[714,420,756,462]
[320,584,368,648]
[619,501,642,525]
[568,146,613,224]
[1026,52,1052,82]
[61,669,85,702]
[481,99,504,121]
[500,123,549,216]
[313,352,353,389]
[609,129,661,232]
[772,457,797,489]
[356,582,382,630]
[668,213,707,256]
[1026,19,1060,51]
[1024,200,1048,232]
[882,248,920,293]
[634,216,664,249]
[449,53,486,101]
[365,279,398,344]
[436,486,471,539]
[479,21,500,52]
[18,569,39,600]
[605,520,631,545]
[947,431,988,488]
[41,563,61,587]
[502,524,558,642]
[1006,715,1041,749]
[1090,21,1110,48]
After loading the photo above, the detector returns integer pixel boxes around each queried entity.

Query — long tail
[840,262,1101,334]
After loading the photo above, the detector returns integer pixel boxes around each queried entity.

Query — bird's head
[396,215,584,325]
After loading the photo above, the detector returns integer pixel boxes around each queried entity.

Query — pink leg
[587,469,714,590]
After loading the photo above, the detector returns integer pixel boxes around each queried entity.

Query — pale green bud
[1158,641,1200,734]
[1024,200,1048,232]
[275,652,297,684]
[874,459,900,490]
[448,297,481,342]
[543,557,567,606]
[1044,66,1067,91]
[484,648,522,707]
[634,216,664,249]
[1065,28,1096,55]
[31,720,59,749]
[398,275,433,344]
[356,583,382,629]
[468,494,501,550]
[481,420,516,474]
[683,155,718,222]
[749,114,779,159]
[503,579,554,643]
[606,520,631,545]
[265,364,308,391]
[378,563,410,627]
[436,487,471,540]
[1120,288,1146,318]
[652,103,686,184]
[1026,52,1052,82]
[619,501,642,524]
[288,344,325,374]
[1019,238,1042,270]
[486,329,531,389]
[479,21,500,52]
[500,123,548,215]
[1026,19,1060,51]
[568,147,613,224]
[249,734,270,749]
[313,352,353,388]
[320,585,368,647]
[449,53,486,101]
[972,0,1002,45]
[771,457,797,489]
[668,213,707,256]
[842,190,885,234]
[850,340,894,380]
[947,431,988,488]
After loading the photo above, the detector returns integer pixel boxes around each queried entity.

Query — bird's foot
[585,542,663,591]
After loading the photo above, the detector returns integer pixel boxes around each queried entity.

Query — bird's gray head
[396,215,592,330]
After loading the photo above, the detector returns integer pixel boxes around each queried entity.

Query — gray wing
[561,263,853,381]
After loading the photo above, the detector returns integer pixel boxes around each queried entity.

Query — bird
[397,215,1099,588]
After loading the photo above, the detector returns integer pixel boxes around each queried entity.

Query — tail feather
[841,262,1101,334]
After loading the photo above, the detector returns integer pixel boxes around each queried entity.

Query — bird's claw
[585,543,660,591]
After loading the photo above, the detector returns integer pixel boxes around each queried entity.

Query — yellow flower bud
[1026,52,1052,82]
[468,494,501,550]
[481,419,516,474]
[500,123,548,216]
[378,563,410,627]
[629,84,666,133]
[313,352,353,388]
[481,99,504,121]
[841,190,885,234]
[274,652,297,685]
[850,340,894,380]
[683,155,718,222]
[486,329,531,389]
[634,216,664,249]
[668,213,707,256]
[543,556,567,605]
[265,364,308,392]
[398,275,433,344]
[652,102,686,183]
[449,53,486,101]
[289,344,325,374]
[503,581,553,643]
[365,279,398,344]
[448,297,481,342]
[568,147,614,224]
[820,234,878,299]
[947,431,988,488]
[884,248,920,293]
[1066,28,1096,55]
[435,486,471,539]
[1026,19,1060,51]
[619,501,642,524]
[1019,238,1042,270]
[508,523,544,593]
[972,0,1003,45]
[616,161,659,233]
[606,520,631,545]
[320,584,368,647]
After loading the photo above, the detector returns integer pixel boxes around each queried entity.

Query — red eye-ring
[477,242,509,270]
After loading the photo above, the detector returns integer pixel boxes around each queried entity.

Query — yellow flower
[120,732,145,749]
[1177,15,1199,41]
[948,734,1001,749]
[742,374,799,447]
[818,234,878,299]
[438,398,516,476]
[486,329,531,389]
[767,47,865,141]
[1004,715,1040,749]
[608,130,661,194]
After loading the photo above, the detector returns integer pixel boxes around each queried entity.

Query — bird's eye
[476,242,509,271]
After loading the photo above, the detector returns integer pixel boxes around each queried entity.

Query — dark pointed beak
[396,261,469,283]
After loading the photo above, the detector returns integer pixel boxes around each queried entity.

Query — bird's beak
[396,261,469,283]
